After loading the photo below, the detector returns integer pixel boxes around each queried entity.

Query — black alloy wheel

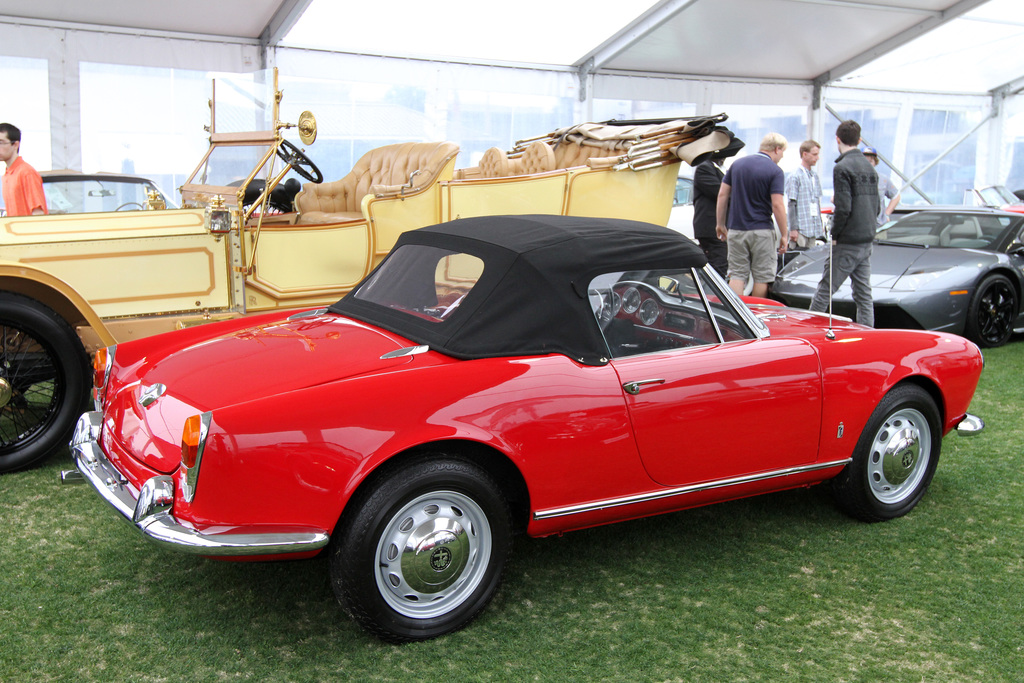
[965,274,1017,348]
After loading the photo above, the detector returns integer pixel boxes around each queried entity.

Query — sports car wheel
[964,274,1017,348]
[830,384,941,523]
[0,294,91,473]
[329,455,512,642]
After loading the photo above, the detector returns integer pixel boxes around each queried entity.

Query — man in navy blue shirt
[715,133,788,297]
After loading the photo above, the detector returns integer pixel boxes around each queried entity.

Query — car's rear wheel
[964,273,1017,348]
[0,293,91,473]
[831,384,941,522]
[329,455,512,642]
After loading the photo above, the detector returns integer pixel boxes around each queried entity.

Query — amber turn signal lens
[93,347,109,389]
[181,414,204,468]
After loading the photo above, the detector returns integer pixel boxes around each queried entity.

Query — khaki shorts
[727,229,778,284]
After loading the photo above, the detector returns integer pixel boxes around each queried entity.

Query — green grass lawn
[2,340,1022,682]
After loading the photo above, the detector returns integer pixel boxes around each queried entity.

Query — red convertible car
[65,215,984,642]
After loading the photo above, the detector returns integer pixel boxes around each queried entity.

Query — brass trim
[21,246,220,305]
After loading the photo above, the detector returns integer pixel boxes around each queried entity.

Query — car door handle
[622,379,666,395]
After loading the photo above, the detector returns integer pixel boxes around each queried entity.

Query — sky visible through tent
[838,0,1024,93]
[283,0,1024,96]
[282,0,661,66]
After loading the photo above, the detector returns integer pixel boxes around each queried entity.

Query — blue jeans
[808,241,874,327]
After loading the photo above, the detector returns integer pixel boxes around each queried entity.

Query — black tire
[329,455,512,643]
[0,293,91,473]
[831,384,941,523]
[964,273,1017,348]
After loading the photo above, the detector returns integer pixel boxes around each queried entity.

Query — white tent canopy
[2,0,1024,203]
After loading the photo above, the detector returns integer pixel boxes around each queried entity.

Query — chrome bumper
[956,413,985,436]
[63,411,330,556]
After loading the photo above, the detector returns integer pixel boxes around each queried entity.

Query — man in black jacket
[808,120,879,327]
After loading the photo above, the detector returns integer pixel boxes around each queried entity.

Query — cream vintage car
[0,69,736,472]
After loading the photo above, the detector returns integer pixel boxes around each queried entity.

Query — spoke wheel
[831,384,941,522]
[0,294,90,472]
[965,274,1017,348]
[330,455,512,643]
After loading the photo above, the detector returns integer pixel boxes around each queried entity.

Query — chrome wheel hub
[0,378,11,409]
[375,490,491,619]
[867,408,931,504]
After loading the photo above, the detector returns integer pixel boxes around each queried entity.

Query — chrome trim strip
[691,268,724,343]
[533,458,852,521]
[67,411,330,556]
[181,411,212,503]
[287,307,327,320]
[381,344,429,360]
[701,265,770,339]
[955,413,984,436]
[138,383,166,408]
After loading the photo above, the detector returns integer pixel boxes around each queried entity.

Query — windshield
[43,177,177,214]
[194,144,278,188]
[876,212,1014,250]
[211,70,277,134]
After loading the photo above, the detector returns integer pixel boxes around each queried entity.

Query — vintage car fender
[812,327,982,450]
[0,259,115,347]
[169,352,652,539]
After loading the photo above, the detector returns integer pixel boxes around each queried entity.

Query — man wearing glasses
[0,123,47,216]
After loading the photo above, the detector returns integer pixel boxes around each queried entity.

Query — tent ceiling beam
[574,0,698,74]
[260,0,314,49]
[813,0,989,89]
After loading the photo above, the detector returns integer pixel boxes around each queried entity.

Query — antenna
[825,222,836,340]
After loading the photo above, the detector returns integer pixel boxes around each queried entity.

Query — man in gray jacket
[809,120,879,327]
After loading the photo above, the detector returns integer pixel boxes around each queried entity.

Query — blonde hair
[759,132,788,153]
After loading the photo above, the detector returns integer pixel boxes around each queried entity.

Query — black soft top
[330,214,707,365]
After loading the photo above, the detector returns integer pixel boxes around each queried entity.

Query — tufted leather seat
[294,141,459,223]
[518,141,556,174]
[479,147,513,178]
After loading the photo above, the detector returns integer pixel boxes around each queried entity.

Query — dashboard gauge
[638,298,660,325]
[621,286,641,314]
[608,291,621,316]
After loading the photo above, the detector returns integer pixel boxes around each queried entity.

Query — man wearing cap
[863,146,899,225]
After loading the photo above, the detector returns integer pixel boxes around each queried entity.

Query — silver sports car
[772,208,1024,347]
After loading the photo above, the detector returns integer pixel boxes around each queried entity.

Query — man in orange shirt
[0,123,47,216]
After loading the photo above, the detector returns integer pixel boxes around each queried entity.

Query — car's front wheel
[0,293,91,473]
[329,455,512,642]
[831,384,941,522]
[964,273,1017,348]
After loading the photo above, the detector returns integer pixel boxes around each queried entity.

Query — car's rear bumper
[62,411,330,556]
[955,413,985,436]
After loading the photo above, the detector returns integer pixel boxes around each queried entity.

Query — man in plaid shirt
[785,140,824,248]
